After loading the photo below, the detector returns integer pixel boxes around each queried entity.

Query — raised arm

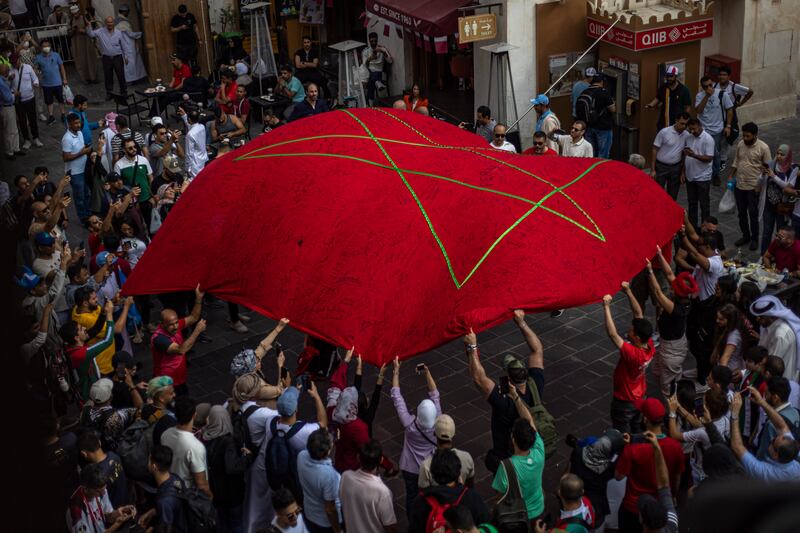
[167,319,206,354]
[644,431,670,490]
[184,284,204,327]
[750,386,791,435]
[602,295,624,349]
[464,329,495,398]
[621,281,644,319]
[113,297,133,334]
[422,364,437,392]
[307,381,328,428]
[508,382,535,430]
[729,393,747,459]
[647,259,675,314]
[655,244,676,281]
[513,310,543,370]
[681,230,710,271]
[254,317,290,359]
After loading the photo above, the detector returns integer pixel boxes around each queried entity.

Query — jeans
[761,203,788,255]
[102,54,126,96]
[366,70,383,103]
[734,187,759,241]
[215,504,244,533]
[70,172,91,220]
[710,130,725,180]
[402,469,419,520]
[610,397,641,434]
[655,160,682,200]
[686,180,711,230]
[586,128,612,159]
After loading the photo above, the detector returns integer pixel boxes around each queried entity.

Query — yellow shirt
[732,138,771,190]
[72,306,116,375]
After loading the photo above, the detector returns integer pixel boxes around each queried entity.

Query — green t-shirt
[492,435,546,518]
[114,155,154,202]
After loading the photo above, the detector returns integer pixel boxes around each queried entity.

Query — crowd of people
[3,9,800,532]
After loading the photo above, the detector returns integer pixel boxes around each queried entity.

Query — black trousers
[655,160,682,200]
[734,187,760,241]
[102,54,126,96]
[15,98,38,141]
[686,180,711,230]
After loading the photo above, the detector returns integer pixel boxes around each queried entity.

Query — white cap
[665,65,680,76]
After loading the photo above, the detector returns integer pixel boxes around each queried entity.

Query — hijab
[581,429,625,475]
[776,144,794,174]
[233,372,262,405]
[332,386,359,425]
[417,399,437,429]
[203,405,234,440]
[750,295,800,374]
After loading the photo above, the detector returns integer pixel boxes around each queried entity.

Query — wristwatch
[466,343,478,351]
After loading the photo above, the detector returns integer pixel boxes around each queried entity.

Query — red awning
[367,0,474,38]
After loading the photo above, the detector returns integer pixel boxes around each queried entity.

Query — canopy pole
[508,13,628,133]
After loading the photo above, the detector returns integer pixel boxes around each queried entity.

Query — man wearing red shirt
[214,68,238,115]
[762,226,800,275]
[615,398,684,533]
[602,287,655,433]
[169,54,191,90]
[522,131,557,156]
[150,284,205,395]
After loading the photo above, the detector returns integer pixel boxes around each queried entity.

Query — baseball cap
[16,267,42,291]
[95,251,118,268]
[530,93,549,106]
[105,171,122,183]
[434,414,456,441]
[277,387,300,416]
[150,116,163,126]
[34,231,55,246]
[89,378,114,403]
[665,65,679,76]
[164,155,182,172]
[584,67,598,77]
[634,397,666,422]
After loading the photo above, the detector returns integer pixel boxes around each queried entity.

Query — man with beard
[288,82,329,122]
[730,122,771,251]
[644,65,692,131]
[71,286,117,375]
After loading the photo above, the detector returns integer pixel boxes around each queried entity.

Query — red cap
[671,272,699,298]
[634,397,665,422]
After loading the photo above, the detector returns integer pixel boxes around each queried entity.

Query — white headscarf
[750,294,800,373]
[417,399,437,429]
[332,386,359,425]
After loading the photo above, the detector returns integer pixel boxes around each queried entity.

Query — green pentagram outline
[235,109,607,289]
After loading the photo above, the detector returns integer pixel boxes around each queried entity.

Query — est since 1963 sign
[458,14,497,44]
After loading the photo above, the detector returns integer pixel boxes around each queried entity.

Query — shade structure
[123,108,683,365]
[367,0,472,38]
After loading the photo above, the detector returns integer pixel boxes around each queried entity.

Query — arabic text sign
[587,18,713,51]
[458,14,497,44]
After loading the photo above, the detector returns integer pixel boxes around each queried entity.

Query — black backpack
[174,479,218,533]
[494,458,530,533]
[265,418,306,492]
[575,88,602,126]
[115,419,154,481]
[231,404,260,454]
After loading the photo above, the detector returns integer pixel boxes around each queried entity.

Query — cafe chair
[110,91,149,127]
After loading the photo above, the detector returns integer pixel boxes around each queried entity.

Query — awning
[367,0,474,38]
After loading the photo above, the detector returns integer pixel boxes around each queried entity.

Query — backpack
[494,459,530,533]
[717,84,739,144]
[424,486,467,533]
[174,479,218,533]
[231,404,260,454]
[575,88,602,126]
[265,418,306,492]
[526,377,558,459]
[115,419,154,481]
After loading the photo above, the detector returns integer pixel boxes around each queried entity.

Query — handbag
[63,84,74,105]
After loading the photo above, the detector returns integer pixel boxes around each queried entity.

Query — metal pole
[508,13,628,132]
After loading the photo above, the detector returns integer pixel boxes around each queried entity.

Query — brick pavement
[4,65,799,528]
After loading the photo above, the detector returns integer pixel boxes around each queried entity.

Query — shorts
[42,85,64,105]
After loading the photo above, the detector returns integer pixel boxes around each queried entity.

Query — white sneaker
[33,138,44,147]
[230,320,249,333]
[238,314,252,323]
[39,113,48,121]
[22,140,31,150]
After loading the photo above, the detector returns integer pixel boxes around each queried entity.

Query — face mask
[42,47,51,53]
[22,41,30,49]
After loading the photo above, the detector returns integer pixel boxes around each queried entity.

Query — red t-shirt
[767,239,800,272]
[171,64,192,89]
[333,417,370,472]
[151,318,187,385]
[617,437,684,512]
[217,81,238,114]
[522,147,557,156]
[613,340,655,402]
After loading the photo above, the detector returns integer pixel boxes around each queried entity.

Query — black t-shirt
[294,47,319,66]
[656,81,692,129]
[569,446,617,518]
[98,452,129,507]
[111,379,134,409]
[171,13,198,46]
[487,367,545,457]
[45,432,79,501]
[583,86,615,130]
[657,299,690,341]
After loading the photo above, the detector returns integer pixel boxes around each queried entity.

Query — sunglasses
[494,133,505,138]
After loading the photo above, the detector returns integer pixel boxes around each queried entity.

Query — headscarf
[230,348,258,377]
[105,112,118,133]
[776,144,793,174]
[195,402,211,428]
[581,429,625,475]
[147,375,173,399]
[203,405,234,440]
[233,372,262,405]
[417,399,437,429]
[750,295,800,374]
[332,386,359,425]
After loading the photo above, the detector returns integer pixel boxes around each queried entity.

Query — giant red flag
[123,108,682,365]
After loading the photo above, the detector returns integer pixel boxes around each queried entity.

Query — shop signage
[586,17,713,51]
[458,14,497,44]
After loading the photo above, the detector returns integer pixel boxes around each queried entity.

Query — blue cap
[530,94,549,106]
[95,251,117,268]
[34,231,55,246]
[16,266,41,291]
[277,387,300,416]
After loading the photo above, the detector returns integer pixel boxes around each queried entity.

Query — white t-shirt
[694,89,733,135]
[684,130,715,182]
[339,468,397,533]
[683,416,731,484]
[714,80,750,105]
[160,427,208,487]
[263,416,319,454]
[270,514,310,532]
[489,140,516,153]
[120,237,147,268]
[66,488,113,532]
[724,329,744,372]
[693,254,724,301]
[554,134,594,158]
[242,401,278,448]
[653,126,689,165]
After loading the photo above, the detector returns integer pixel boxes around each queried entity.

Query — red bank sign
[587,18,713,51]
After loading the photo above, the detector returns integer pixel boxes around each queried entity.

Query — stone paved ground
[6,64,800,528]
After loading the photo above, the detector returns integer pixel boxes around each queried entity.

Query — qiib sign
[587,17,713,51]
